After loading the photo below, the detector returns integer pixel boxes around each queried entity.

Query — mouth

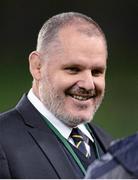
[68,94,95,101]
[65,87,96,102]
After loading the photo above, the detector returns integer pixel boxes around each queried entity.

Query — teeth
[72,95,90,101]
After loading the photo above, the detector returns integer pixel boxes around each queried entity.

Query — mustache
[66,86,96,97]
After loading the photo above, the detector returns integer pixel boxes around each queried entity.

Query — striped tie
[71,128,90,158]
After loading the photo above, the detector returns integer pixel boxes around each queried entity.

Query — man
[0,12,112,178]
[85,132,138,179]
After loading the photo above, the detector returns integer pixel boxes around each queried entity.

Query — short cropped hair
[36,12,107,54]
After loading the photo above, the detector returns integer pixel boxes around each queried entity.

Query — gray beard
[39,80,104,127]
[41,93,103,128]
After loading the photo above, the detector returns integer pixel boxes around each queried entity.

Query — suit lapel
[28,127,77,179]
[16,94,77,179]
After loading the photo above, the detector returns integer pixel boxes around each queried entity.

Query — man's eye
[65,67,80,74]
[92,69,104,77]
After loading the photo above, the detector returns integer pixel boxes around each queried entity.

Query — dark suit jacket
[0,95,112,179]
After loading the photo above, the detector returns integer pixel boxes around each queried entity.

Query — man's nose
[77,71,95,90]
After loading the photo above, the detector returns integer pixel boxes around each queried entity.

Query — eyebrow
[62,62,106,69]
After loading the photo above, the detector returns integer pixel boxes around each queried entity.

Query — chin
[60,112,91,127]
[73,114,92,124]
[81,117,92,124]
[74,111,94,120]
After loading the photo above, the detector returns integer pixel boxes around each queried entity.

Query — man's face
[39,27,107,127]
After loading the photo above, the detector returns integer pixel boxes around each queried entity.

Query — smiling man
[0,12,112,179]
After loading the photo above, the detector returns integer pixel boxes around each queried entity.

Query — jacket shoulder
[0,108,25,141]
[0,109,20,125]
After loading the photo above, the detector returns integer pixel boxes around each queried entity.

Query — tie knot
[71,128,88,143]
[71,128,83,139]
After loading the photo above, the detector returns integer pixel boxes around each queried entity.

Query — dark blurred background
[0,0,138,138]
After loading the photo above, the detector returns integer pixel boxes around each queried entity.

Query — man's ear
[29,51,41,81]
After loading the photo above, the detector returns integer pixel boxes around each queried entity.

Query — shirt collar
[27,89,93,142]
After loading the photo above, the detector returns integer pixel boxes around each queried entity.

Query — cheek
[51,73,77,91]
[46,76,69,95]
[95,78,105,93]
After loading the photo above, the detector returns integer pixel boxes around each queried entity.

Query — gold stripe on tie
[72,135,83,139]
[76,141,82,148]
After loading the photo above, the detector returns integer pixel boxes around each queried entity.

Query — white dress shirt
[27,89,94,155]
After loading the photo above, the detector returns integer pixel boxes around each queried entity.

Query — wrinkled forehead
[57,25,107,56]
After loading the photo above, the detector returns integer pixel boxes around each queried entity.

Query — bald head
[36,12,107,56]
